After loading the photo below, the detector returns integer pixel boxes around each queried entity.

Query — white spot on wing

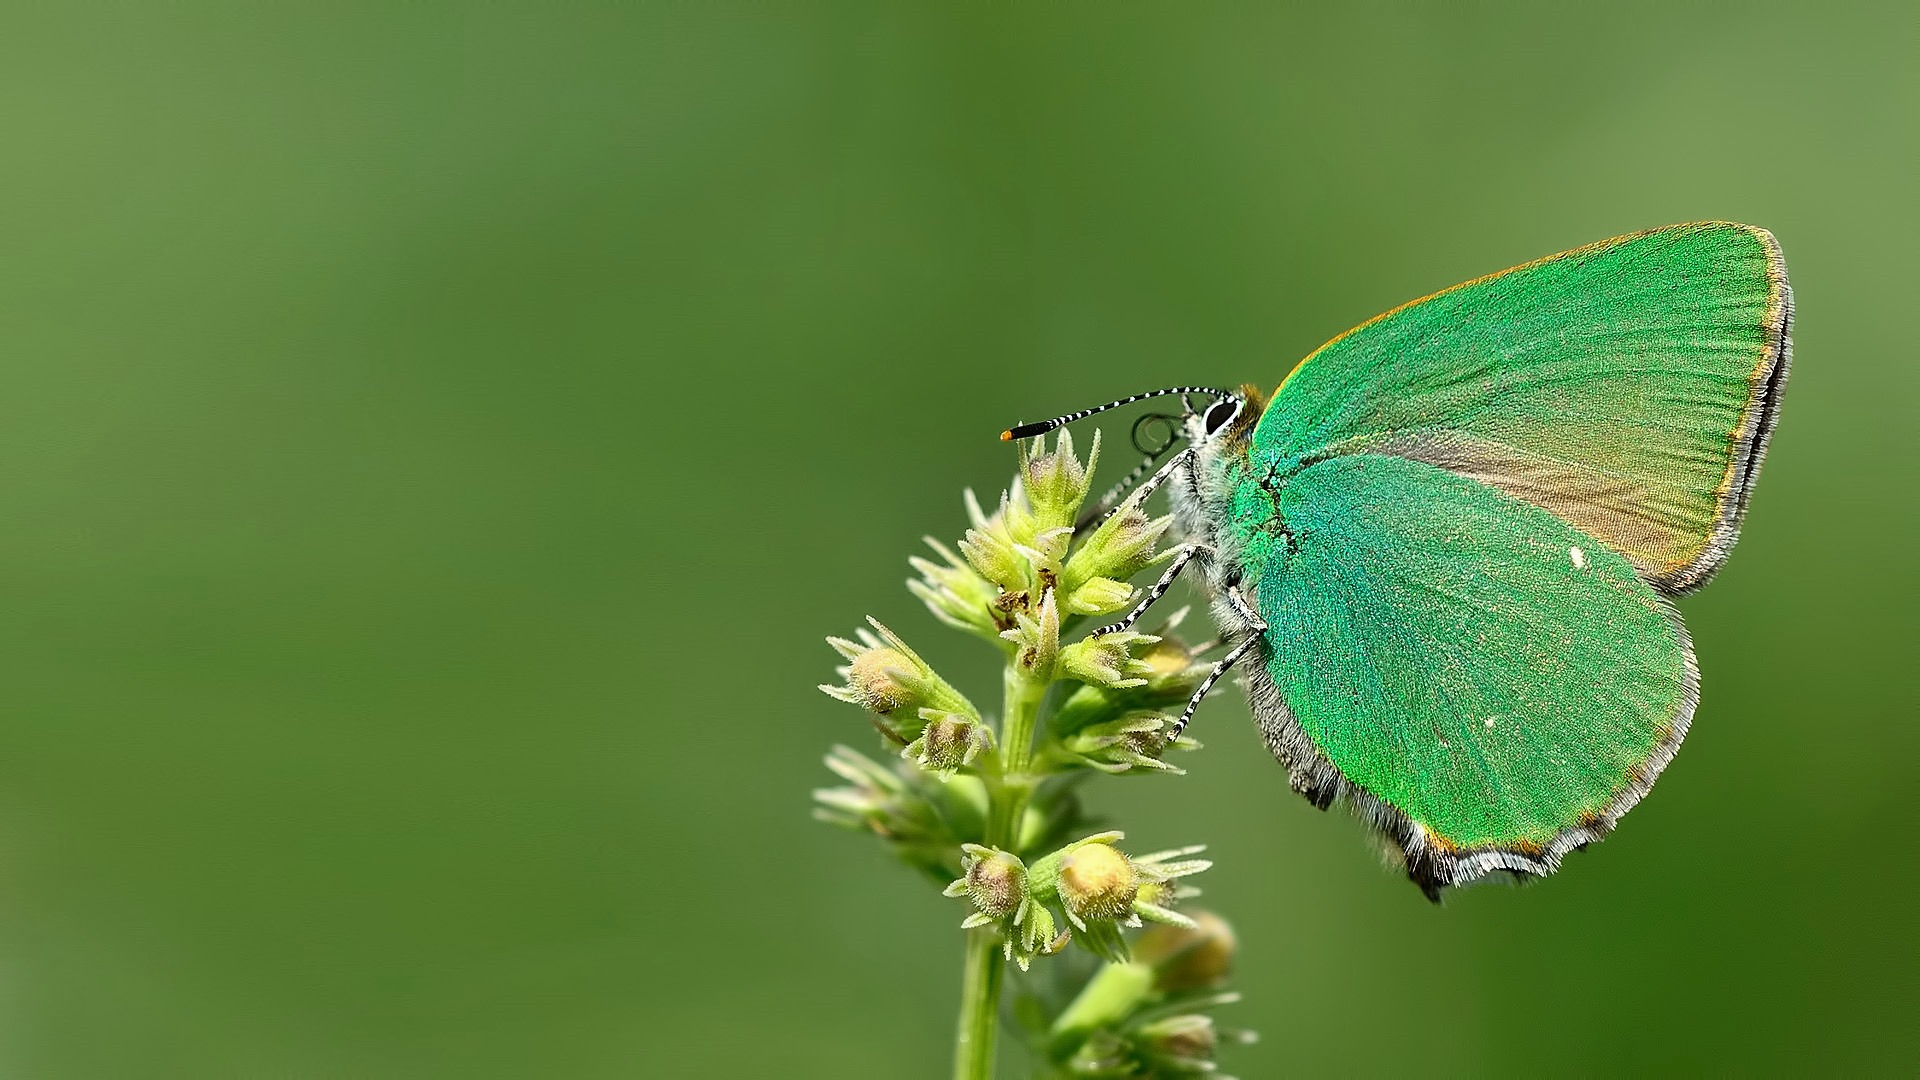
[1570,545,1588,570]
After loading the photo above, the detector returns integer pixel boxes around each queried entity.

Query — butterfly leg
[1076,452,1164,532]
[1124,445,1195,508]
[1076,445,1196,531]
[1168,587,1266,740]
[1091,543,1208,637]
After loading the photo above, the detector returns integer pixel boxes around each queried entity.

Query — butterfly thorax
[1170,385,1286,632]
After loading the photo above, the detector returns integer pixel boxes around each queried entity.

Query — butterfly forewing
[1253,222,1790,594]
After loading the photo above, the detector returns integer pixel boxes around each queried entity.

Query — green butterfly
[1008,222,1792,898]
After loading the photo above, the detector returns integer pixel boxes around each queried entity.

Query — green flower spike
[821,618,979,739]
[816,424,1252,1078]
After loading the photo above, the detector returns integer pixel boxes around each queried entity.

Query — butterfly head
[1178,383,1265,457]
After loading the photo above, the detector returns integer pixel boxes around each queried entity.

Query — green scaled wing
[1238,223,1789,892]
[1247,454,1693,894]
[1254,222,1790,593]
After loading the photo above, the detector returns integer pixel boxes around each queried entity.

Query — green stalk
[1045,960,1154,1063]
[992,664,1048,847]
[953,926,1003,1080]
[953,663,1049,1080]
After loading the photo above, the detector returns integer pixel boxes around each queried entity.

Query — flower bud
[1017,526,1072,580]
[1057,841,1139,922]
[1020,429,1098,532]
[846,647,916,712]
[1135,1013,1218,1067]
[1061,711,1197,775]
[1046,626,1214,738]
[1063,575,1134,616]
[908,537,1001,639]
[1059,631,1156,689]
[903,710,993,779]
[1133,910,1237,993]
[945,844,1027,922]
[1131,875,1189,916]
[813,745,978,881]
[958,523,1024,591]
[1136,634,1208,695]
[821,619,979,732]
[1062,505,1172,593]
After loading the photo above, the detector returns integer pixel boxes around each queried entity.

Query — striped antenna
[999,386,1233,440]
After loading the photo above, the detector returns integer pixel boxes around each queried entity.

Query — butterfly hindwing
[1243,453,1694,893]
[1252,222,1790,594]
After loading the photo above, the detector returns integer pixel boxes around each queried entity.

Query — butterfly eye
[1204,399,1238,434]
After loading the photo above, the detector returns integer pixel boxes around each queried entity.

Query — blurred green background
[0,4,1911,1076]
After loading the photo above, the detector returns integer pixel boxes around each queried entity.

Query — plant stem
[953,664,1049,1080]
[954,926,1003,1080]
[992,665,1048,848]
[1045,960,1154,1063]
